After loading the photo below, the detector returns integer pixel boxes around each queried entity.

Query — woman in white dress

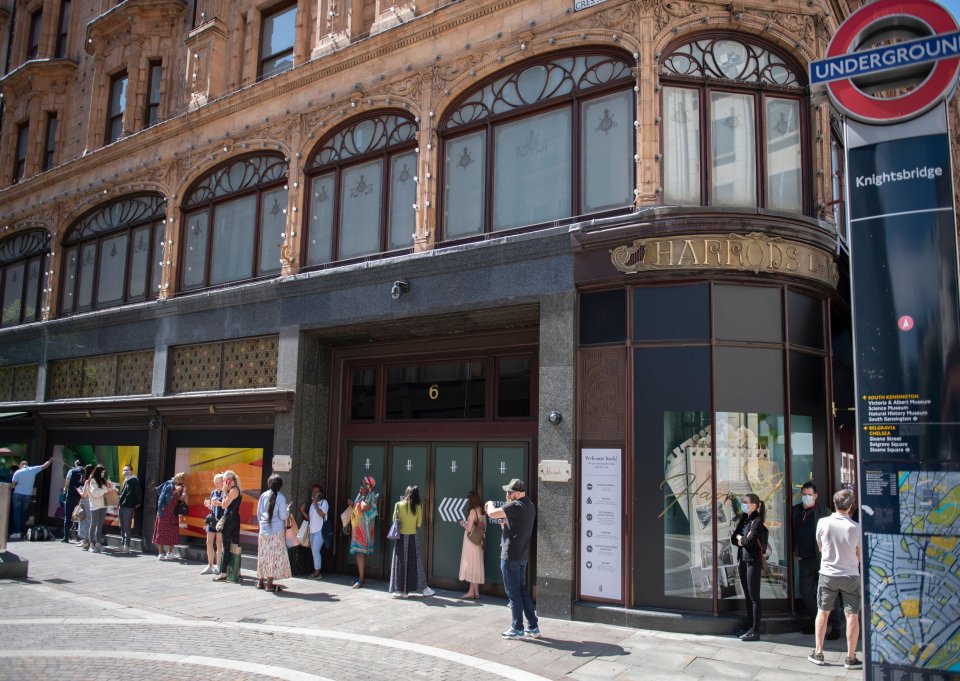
[458,491,485,599]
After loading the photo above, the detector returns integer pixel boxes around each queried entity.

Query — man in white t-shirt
[808,488,862,669]
[300,484,329,579]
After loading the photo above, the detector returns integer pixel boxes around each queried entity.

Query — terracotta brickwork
[4,0,939,322]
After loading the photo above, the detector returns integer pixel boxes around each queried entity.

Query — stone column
[535,290,576,619]
[286,335,331,510]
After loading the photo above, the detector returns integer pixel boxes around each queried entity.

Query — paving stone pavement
[0,540,865,680]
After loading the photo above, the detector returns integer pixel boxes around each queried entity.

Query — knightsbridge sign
[609,233,839,288]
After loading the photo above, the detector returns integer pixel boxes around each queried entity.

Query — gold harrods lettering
[610,233,838,288]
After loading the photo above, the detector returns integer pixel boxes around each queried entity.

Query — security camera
[391,280,410,300]
[548,410,562,425]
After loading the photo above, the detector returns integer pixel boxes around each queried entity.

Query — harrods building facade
[0,0,898,629]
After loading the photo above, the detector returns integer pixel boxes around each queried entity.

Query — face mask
[802,494,815,507]
[741,502,750,513]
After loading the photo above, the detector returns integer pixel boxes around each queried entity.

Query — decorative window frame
[301,111,418,268]
[0,228,50,327]
[437,49,637,241]
[658,33,809,213]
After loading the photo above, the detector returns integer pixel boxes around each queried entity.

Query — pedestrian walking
[201,473,225,575]
[299,483,328,579]
[792,481,841,637]
[256,474,291,592]
[117,464,142,553]
[153,472,187,560]
[484,479,539,639]
[75,464,95,549]
[9,458,52,539]
[458,491,485,599]
[83,465,115,554]
[808,488,862,669]
[347,475,378,589]
[732,493,768,642]
[388,485,433,598]
[61,460,84,543]
[213,470,243,583]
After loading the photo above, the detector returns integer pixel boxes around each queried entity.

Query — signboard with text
[579,448,622,601]
[815,1,960,677]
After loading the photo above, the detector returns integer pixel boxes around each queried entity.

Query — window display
[46,444,140,527]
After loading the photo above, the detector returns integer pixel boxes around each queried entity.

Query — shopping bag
[297,518,310,547]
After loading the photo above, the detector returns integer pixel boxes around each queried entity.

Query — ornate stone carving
[655,1,709,34]
[753,10,814,48]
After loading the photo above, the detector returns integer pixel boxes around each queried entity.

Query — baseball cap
[502,478,526,493]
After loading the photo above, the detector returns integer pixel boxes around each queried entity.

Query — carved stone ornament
[610,232,839,288]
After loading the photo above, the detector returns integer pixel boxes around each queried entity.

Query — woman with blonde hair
[153,471,187,561]
[213,470,244,583]
[200,472,225,575]
[458,491,485,599]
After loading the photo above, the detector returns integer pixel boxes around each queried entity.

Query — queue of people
[730,482,862,669]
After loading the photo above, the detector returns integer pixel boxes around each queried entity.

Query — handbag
[71,503,86,522]
[467,521,485,547]
[174,499,189,516]
[297,518,310,547]
[387,518,401,541]
[104,488,119,507]
[340,506,353,535]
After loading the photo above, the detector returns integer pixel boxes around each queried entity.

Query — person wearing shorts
[808,488,862,669]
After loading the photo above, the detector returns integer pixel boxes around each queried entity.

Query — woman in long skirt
[389,485,433,598]
[153,472,187,560]
[458,491,486,599]
[256,474,291,592]
[75,464,94,549]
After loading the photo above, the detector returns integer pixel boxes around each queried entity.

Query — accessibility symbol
[437,497,467,522]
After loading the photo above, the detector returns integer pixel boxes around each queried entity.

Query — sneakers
[213,566,220,575]
[158,553,168,561]
[88,545,100,553]
[200,565,214,575]
[165,552,177,560]
[392,592,409,599]
[422,587,435,597]
[844,656,862,669]
[8,532,20,540]
[739,630,760,642]
[524,627,542,639]
[501,628,525,639]
[808,650,826,666]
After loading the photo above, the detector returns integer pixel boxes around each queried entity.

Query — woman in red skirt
[153,471,187,560]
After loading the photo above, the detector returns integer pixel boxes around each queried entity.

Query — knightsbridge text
[855,165,944,188]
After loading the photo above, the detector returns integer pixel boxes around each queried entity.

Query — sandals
[266,583,284,593]
[256,580,265,589]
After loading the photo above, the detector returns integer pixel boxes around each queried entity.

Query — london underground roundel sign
[811,0,960,123]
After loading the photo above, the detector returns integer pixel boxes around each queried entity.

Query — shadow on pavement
[524,638,628,658]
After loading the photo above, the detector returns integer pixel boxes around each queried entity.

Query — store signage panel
[836,2,960,668]
[579,448,622,601]
[610,233,839,288]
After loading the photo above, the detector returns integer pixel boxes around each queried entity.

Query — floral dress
[349,491,379,555]
[152,484,183,546]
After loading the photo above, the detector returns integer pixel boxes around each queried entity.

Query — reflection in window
[661,36,806,211]
[60,194,166,314]
[715,412,787,599]
[180,154,288,290]
[350,367,377,420]
[27,10,42,60]
[260,4,296,79]
[55,0,70,57]
[441,51,635,238]
[304,114,417,266]
[106,71,128,144]
[385,362,485,419]
[43,113,58,171]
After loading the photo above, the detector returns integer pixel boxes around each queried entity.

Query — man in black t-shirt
[61,460,84,543]
[485,478,539,639]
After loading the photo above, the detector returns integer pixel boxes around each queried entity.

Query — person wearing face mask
[791,481,840,637]
[731,493,768,642]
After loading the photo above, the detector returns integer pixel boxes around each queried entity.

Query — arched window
[659,36,807,212]
[439,50,636,239]
[303,113,417,267]
[0,229,49,326]
[61,194,166,314]
[180,154,288,290]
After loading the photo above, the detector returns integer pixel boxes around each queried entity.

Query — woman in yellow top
[388,485,434,598]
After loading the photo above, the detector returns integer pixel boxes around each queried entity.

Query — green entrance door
[388,444,429,552]
[481,445,528,585]
[431,444,476,586]
[347,443,386,576]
